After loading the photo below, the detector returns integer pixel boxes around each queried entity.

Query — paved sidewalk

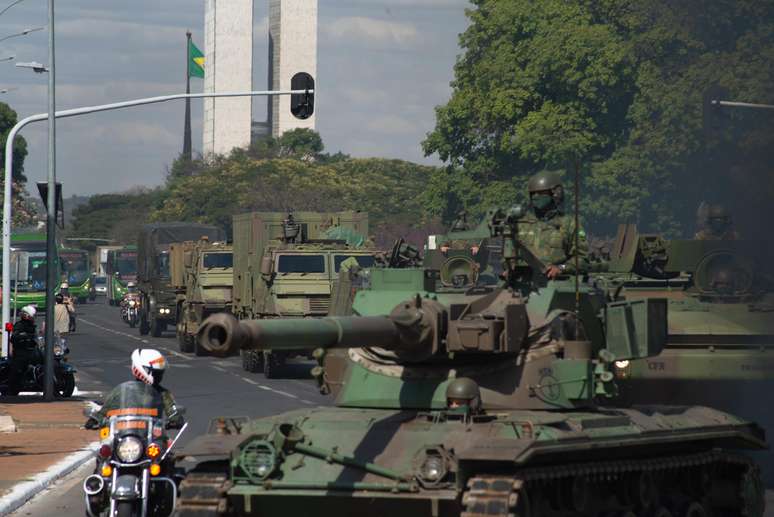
[0,397,95,499]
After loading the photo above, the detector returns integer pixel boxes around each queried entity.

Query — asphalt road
[8,298,328,517]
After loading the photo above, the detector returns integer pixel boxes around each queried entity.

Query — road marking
[79,318,192,361]
[240,377,260,385]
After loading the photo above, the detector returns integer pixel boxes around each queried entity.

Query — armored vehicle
[601,224,774,481]
[177,208,766,517]
[170,238,233,355]
[232,211,380,378]
[136,223,225,337]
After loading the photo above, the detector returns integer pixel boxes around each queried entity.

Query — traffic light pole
[1,87,313,361]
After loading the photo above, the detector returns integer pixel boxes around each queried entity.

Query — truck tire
[178,329,194,353]
[139,310,150,336]
[150,317,163,338]
[263,351,284,379]
[241,350,263,373]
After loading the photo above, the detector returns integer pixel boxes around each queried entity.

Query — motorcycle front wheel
[116,501,139,517]
[55,372,75,397]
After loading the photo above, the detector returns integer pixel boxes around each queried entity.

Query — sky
[0,0,469,196]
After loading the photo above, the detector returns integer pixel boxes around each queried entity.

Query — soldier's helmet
[707,204,732,232]
[528,170,565,205]
[445,377,481,412]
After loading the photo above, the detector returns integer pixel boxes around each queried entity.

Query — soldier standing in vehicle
[519,170,589,279]
[694,204,741,240]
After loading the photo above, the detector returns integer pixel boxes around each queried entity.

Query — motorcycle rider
[8,306,39,394]
[85,349,184,428]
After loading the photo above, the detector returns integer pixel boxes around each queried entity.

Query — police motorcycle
[121,282,141,328]
[0,333,75,397]
[83,350,185,517]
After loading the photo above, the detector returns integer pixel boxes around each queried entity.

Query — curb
[0,415,15,433]
[0,441,99,516]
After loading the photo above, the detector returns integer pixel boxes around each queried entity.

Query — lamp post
[0,55,14,63]
[0,87,18,94]
[15,61,48,73]
[0,0,29,18]
[1,87,315,360]
[0,27,44,44]
[43,0,56,401]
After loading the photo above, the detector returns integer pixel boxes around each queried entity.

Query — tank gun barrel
[199,299,442,359]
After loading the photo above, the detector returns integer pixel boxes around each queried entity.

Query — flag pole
[183,30,192,160]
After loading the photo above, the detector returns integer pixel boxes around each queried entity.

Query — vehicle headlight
[53,344,63,356]
[614,360,631,379]
[240,440,277,481]
[128,300,136,307]
[419,455,446,482]
[116,436,143,463]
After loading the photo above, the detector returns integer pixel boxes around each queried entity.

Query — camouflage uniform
[522,170,589,274]
[517,211,589,274]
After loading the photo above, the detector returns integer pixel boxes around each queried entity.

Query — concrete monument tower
[268,0,318,137]
[203,0,254,156]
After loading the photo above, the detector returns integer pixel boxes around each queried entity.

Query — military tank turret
[176,208,766,517]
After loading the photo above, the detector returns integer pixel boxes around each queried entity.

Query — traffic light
[290,72,314,120]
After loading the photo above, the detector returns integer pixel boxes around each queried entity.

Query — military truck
[170,238,233,355]
[232,211,380,378]
[136,223,225,337]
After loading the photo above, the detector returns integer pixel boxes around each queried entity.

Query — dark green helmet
[528,170,563,194]
[445,377,481,406]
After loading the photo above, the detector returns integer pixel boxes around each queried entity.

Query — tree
[424,0,774,236]
[276,128,324,160]
[0,102,28,183]
[68,188,163,245]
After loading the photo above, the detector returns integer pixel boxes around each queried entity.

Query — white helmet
[20,305,36,318]
[130,348,167,386]
[127,281,136,288]
[60,282,69,289]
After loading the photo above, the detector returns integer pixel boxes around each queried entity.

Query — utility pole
[43,0,56,400]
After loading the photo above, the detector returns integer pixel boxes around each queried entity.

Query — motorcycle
[121,295,141,328]
[83,405,186,517]
[0,336,76,397]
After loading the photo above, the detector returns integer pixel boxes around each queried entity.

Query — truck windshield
[277,255,325,273]
[203,252,233,269]
[334,255,376,272]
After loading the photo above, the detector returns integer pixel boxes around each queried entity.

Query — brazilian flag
[188,40,204,78]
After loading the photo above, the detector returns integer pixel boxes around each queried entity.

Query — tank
[176,208,767,517]
[601,224,774,483]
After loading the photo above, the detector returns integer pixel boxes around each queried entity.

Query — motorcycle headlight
[53,344,63,356]
[116,436,144,463]
[128,300,136,307]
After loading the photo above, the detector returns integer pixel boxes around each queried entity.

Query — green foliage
[68,188,164,245]
[424,0,774,236]
[153,154,437,241]
[0,102,28,184]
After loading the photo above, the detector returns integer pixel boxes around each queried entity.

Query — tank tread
[461,451,762,517]
[176,472,229,516]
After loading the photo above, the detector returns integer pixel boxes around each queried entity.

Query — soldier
[445,377,482,415]
[694,204,740,240]
[520,170,589,279]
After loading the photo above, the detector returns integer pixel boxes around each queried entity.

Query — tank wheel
[241,350,262,373]
[263,351,284,379]
[738,465,765,517]
[461,476,529,517]
[177,470,230,516]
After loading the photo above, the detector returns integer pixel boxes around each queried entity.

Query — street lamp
[15,61,48,73]
[0,0,29,18]
[0,26,44,44]
[0,87,18,94]
[0,55,14,63]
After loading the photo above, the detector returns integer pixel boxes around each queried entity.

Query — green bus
[106,246,137,306]
[60,248,91,303]
[6,233,59,312]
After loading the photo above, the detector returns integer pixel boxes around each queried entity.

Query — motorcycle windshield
[100,381,166,421]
